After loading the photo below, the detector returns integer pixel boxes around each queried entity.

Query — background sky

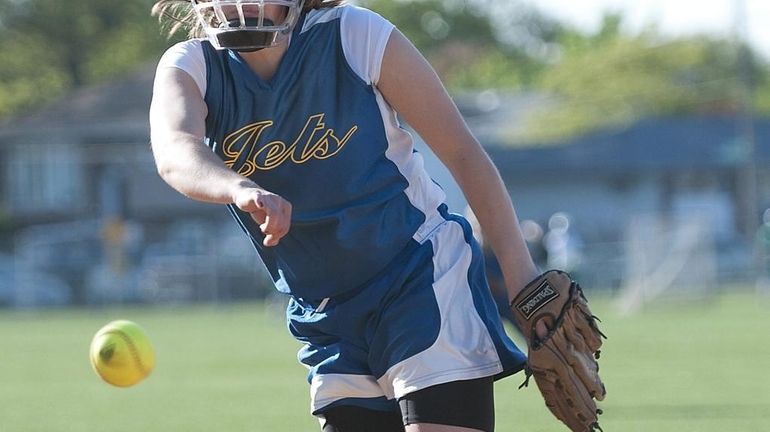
[520,0,770,60]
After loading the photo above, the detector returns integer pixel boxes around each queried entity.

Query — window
[6,143,85,213]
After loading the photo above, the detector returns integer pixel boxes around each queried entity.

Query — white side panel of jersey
[374,90,447,243]
[377,221,503,399]
[156,39,207,98]
[337,5,448,242]
[339,6,394,85]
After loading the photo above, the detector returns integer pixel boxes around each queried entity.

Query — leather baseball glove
[510,270,607,432]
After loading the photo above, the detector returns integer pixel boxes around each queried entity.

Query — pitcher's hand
[233,187,292,247]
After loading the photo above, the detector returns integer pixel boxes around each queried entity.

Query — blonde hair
[151,0,345,39]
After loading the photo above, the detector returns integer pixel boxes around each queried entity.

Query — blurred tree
[2,0,768,140]
[0,0,174,117]
[361,0,565,91]
[524,13,767,143]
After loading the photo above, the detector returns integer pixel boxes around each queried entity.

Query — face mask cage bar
[190,0,304,51]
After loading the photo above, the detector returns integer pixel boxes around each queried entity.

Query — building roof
[453,91,555,145]
[485,116,770,175]
[2,71,768,176]
[0,63,156,143]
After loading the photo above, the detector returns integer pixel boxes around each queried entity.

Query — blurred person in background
[464,206,515,328]
[520,219,547,270]
[543,212,583,277]
[466,207,547,329]
[149,1,542,431]
[754,208,770,294]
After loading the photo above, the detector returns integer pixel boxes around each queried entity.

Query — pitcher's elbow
[155,160,181,186]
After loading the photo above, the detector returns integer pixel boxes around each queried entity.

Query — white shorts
[286,209,527,415]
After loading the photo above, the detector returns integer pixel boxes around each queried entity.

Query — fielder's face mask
[190,0,305,52]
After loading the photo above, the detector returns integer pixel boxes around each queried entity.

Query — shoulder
[341,4,390,21]
[332,6,395,85]
[300,5,392,34]
[341,5,393,31]
[300,5,345,32]
[159,39,205,59]
[156,39,208,98]
[158,39,205,69]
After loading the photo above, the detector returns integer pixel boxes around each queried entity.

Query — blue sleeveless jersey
[199,7,446,299]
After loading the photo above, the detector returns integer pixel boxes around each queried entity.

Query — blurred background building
[1,0,769,311]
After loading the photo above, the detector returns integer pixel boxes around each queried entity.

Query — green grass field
[1,292,768,431]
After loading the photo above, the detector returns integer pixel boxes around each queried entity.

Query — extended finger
[260,207,290,234]
[249,209,266,225]
[263,233,280,247]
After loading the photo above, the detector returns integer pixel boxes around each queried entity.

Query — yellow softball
[89,320,155,387]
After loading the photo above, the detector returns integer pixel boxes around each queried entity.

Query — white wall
[506,174,661,241]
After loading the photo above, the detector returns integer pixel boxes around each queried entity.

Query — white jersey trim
[310,373,386,413]
[378,221,503,399]
[374,88,446,243]
[340,6,394,85]
[156,39,207,98]
[302,7,446,240]
[301,6,394,85]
